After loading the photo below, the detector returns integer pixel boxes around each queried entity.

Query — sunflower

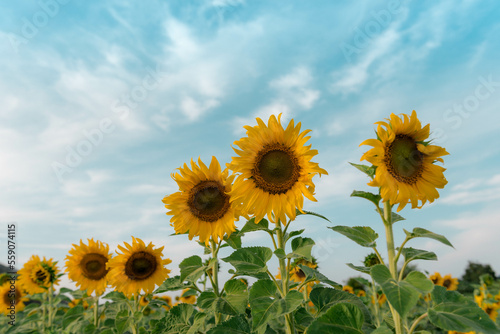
[154,295,172,310]
[18,255,60,295]
[228,114,327,225]
[0,282,27,314]
[163,156,241,245]
[107,237,171,297]
[68,298,90,309]
[290,259,317,283]
[482,302,499,321]
[360,110,449,211]
[441,274,459,291]
[343,286,354,294]
[178,288,196,304]
[429,272,443,286]
[65,239,112,296]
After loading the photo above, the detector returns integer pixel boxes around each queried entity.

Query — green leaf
[295,209,331,222]
[329,226,378,248]
[404,228,454,248]
[222,247,273,274]
[309,286,371,322]
[346,263,372,275]
[102,291,128,303]
[116,309,131,334]
[404,271,434,294]
[239,217,271,234]
[299,264,342,289]
[289,237,315,261]
[428,286,499,334]
[371,324,393,334]
[274,249,286,259]
[152,304,197,334]
[62,305,84,329]
[197,291,217,310]
[351,190,381,206]
[370,264,420,318]
[155,276,186,293]
[349,162,376,178]
[391,211,405,223]
[207,315,251,334]
[179,255,206,282]
[306,303,365,334]
[249,280,303,330]
[224,230,242,249]
[222,279,248,315]
[294,307,314,328]
[284,229,305,242]
[401,248,438,264]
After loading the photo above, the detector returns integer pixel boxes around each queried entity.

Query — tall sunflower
[107,237,171,297]
[163,156,240,245]
[228,114,327,224]
[65,239,112,296]
[0,283,27,314]
[360,110,449,211]
[18,255,60,295]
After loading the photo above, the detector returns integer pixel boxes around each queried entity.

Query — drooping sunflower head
[441,274,459,291]
[360,110,449,212]
[178,288,197,304]
[107,237,171,297]
[228,114,327,224]
[483,302,500,321]
[65,239,112,296]
[0,283,27,314]
[18,255,60,295]
[163,156,240,245]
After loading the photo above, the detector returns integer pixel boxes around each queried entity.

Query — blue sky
[1,0,500,290]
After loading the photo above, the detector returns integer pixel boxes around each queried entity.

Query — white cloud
[422,208,500,277]
[442,175,500,205]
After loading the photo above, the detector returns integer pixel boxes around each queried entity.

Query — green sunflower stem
[275,220,296,334]
[383,201,404,334]
[47,286,53,329]
[210,239,222,325]
[93,295,100,328]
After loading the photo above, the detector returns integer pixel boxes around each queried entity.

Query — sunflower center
[125,251,157,280]
[35,269,48,283]
[188,181,230,222]
[80,253,109,280]
[385,135,423,184]
[442,279,451,288]
[3,288,20,305]
[252,144,301,194]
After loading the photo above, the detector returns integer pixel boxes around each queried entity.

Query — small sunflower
[228,114,327,225]
[107,237,171,297]
[154,295,172,310]
[0,283,27,314]
[360,110,449,211]
[290,259,317,283]
[65,239,112,296]
[441,274,459,291]
[482,302,499,321]
[139,295,150,307]
[18,255,60,295]
[163,156,240,245]
[68,298,90,309]
[429,272,443,286]
[178,288,196,304]
[342,286,354,294]
[357,290,366,297]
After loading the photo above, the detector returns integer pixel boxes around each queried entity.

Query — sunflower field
[2,113,500,334]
